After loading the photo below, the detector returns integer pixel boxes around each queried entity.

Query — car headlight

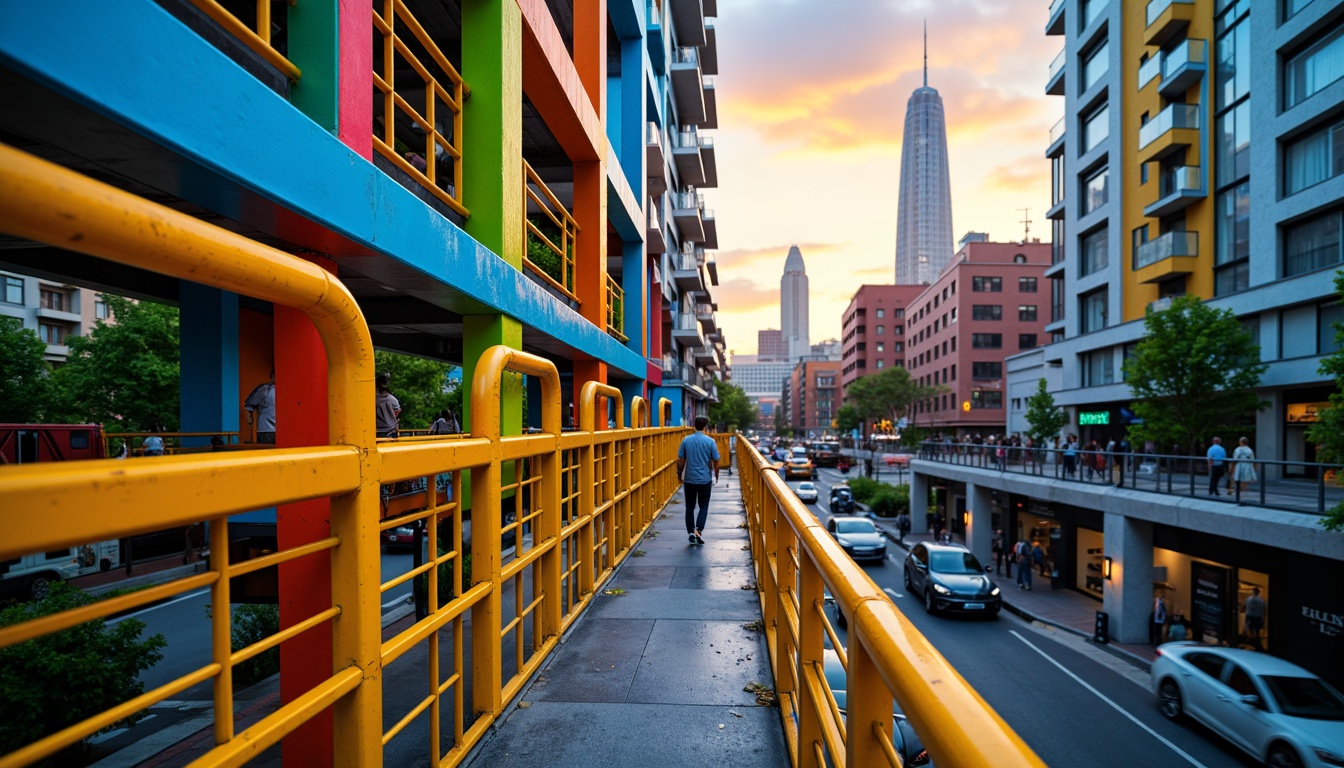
[990,587,1001,596]
[394,527,414,536]
[932,583,951,595]
[1316,748,1344,767]
[835,537,851,547]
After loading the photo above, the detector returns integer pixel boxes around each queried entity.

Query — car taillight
[1154,648,1163,657]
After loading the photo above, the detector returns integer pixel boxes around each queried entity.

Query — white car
[1151,643,1344,767]
[795,481,819,504]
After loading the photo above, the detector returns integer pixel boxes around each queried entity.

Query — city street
[797,468,1257,768]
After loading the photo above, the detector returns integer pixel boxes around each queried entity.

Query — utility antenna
[1019,207,1032,242]
[923,19,928,87]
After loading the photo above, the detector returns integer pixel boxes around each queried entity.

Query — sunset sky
[710,0,1059,357]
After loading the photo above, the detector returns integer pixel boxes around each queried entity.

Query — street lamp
[1102,556,1113,580]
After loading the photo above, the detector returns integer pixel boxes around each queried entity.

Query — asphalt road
[797,467,1256,768]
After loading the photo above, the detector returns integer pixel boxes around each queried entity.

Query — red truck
[0,423,107,464]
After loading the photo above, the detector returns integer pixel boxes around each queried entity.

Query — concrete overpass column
[966,482,993,566]
[177,282,238,447]
[1103,512,1154,644]
[910,471,930,535]
[1257,389,1285,480]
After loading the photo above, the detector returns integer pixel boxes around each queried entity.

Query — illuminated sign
[1078,411,1110,426]
[962,401,971,412]
[1287,402,1329,423]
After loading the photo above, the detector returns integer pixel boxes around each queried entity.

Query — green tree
[48,295,180,431]
[844,367,942,431]
[0,317,52,422]
[834,404,861,433]
[374,350,458,430]
[1307,271,1344,531]
[708,380,756,431]
[1023,378,1069,448]
[0,583,166,758]
[1123,296,1268,455]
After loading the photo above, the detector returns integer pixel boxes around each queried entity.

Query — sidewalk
[869,522,1157,669]
[464,472,788,767]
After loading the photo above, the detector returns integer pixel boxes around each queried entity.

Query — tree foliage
[48,295,180,431]
[708,379,756,431]
[373,350,459,430]
[0,317,52,422]
[0,583,166,758]
[1023,378,1069,448]
[1307,271,1344,531]
[834,405,861,433]
[844,367,942,429]
[1122,296,1267,454]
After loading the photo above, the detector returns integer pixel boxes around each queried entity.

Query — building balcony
[701,208,718,249]
[703,76,718,130]
[1143,165,1205,218]
[646,122,664,178]
[671,130,706,187]
[1158,39,1206,98]
[1046,197,1065,220]
[672,312,706,348]
[671,249,706,292]
[1133,231,1199,284]
[1046,117,1065,158]
[35,306,83,324]
[1138,54,1161,91]
[647,208,666,254]
[1144,0,1195,48]
[673,191,705,242]
[703,17,719,75]
[703,0,717,16]
[671,48,707,126]
[693,344,715,363]
[668,0,707,47]
[1046,48,1065,96]
[700,135,717,188]
[1137,103,1200,164]
[1146,296,1176,315]
[646,3,665,73]
[1047,0,1065,35]
[705,252,718,285]
[696,302,717,333]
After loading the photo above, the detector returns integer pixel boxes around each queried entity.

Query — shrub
[0,583,166,758]
[231,603,280,687]
[868,488,902,517]
[844,476,885,503]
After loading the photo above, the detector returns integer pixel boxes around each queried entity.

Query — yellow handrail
[522,159,580,301]
[185,0,301,81]
[605,274,627,342]
[736,436,1046,768]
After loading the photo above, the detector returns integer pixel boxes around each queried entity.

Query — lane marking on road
[382,594,413,610]
[107,589,210,624]
[884,587,904,599]
[88,715,154,745]
[1010,630,1209,768]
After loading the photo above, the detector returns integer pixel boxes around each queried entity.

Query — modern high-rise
[894,33,954,286]
[781,245,810,361]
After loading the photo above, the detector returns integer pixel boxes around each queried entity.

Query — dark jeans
[257,432,276,445]
[684,482,712,533]
[1209,464,1226,495]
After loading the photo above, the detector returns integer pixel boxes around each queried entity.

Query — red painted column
[572,0,608,406]
[275,254,337,765]
[338,0,373,159]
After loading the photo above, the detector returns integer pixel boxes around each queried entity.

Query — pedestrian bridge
[0,149,1040,767]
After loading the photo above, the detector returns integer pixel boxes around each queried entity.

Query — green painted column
[287,0,339,131]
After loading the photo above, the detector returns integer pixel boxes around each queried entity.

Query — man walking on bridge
[677,416,720,545]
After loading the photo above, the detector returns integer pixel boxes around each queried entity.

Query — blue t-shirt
[678,432,721,484]
[1207,443,1227,465]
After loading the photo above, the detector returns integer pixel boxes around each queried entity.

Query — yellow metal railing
[605,274,627,342]
[372,0,468,217]
[736,437,1045,768]
[523,160,579,302]
[0,145,683,768]
[101,430,244,457]
[186,0,301,81]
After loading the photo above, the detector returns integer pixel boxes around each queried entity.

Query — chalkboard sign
[1191,561,1230,644]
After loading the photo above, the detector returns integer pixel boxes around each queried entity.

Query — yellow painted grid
[605,274,627,342]
[736,438,1047,768]
[186,0,300,80]
[523,159,580,302]
[372,0,468,217]
[0,145,685,768]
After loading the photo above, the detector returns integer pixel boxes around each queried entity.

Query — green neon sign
[1078,411,1110,426]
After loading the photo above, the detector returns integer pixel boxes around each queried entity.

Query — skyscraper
[781,245,810,361]
[757,329,786,361]
[894,24,953,285]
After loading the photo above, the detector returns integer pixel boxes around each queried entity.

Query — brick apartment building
[784,359,842,438]
[840,284,925,393]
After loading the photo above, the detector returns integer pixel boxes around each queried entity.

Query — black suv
[903,543,1001,616]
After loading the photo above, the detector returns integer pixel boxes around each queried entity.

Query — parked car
[823,649,932,766]
[1151,643,1344,768]
[795,481,819,504]
[903,543,1000,616]
[381,525,417,552]
[829,485,856,515]
[825,516,886,563]
[785,457,817,480]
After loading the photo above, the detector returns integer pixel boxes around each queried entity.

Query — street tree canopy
[844,367,942,430]
[374,350,459,431]
[1023,378,1069,448]
[0,317,51,423]
[1307,271,1344,531]
[1122,295,1267,455]
[834,404,861,433]
[708,379,756,431]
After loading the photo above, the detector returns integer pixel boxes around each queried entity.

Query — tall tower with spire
[780,245,810,362]
[895,21,954,285]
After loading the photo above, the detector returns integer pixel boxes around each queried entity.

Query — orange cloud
[715,277,781,313]
[715,241,850,272]
[984,154,1050,192]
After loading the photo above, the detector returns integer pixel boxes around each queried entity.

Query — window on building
[39,323,67,345]
[972,276,1003,292]
[1216,7,1250,111]
[1019,277,1038,293]
[1215,181,1250,295]
[894,342,903,353]
[40,289,65,312]
[1051,154,1066,206]
[1082,103,1109,154]
[1285,21,1344,109]
[1080,228,1109,276]
[1082,166,1109,215]
[1082,350,1115,387]
[1051,277,1066,323]
[1080,289,1109,334]
[972,304,1003,321]
[1019,305,1038,322]
[876,308,885,318]
[1216,101,1251,188]
[1285,209,1343,276]
[950,337,956,352]
[895,308,904,318]
[94,299,110,320]
[972,333,1003,349]
[876,359,884,370]
[950,364,956,380]
[971,391,1003,409]
[1284,117,1344,195]
[972,361,1003,379]
[1082,0,1106,29]
[1052,220,1066,265]
[876,342,884,353]
[1019,334,1039,349]
[1321,300,1344,354]
[3,276,21,305]
[1285,0,1317,20]
[1082,39,1109,92]
[876,325,885,335]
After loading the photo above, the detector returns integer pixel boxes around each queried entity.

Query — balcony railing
[673,46,699,66]
[1146,0,1194,26]
[372,0,468,217]
[1049,116,1065,145]
[1138,103,1200,149]
[1134,230,1198,270]
[523,160,580,301]
[605,275,627,343]
[1158,165,1202,197]
[1138,54,1161,89]
[1147,296,1175,314]
[187,0,300,80]
[1164,38,1205,76]
[1048,47,1065,81]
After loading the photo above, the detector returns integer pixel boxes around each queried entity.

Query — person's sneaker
[694,530,705,545]
[689,534,697,543]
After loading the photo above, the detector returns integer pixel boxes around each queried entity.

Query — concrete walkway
[464,472,789,767]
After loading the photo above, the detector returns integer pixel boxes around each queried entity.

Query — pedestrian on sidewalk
[1232,437,1257,496]
[375,373,401,438]
[896,512,911,543]
[1151,594,1168,644]
[677,415,720,545]
[1243,586,1265,650]
[1206,437,1227,496]
[243,371,277,444]
[992,529,1005,575]
[1015,541,1033,590]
